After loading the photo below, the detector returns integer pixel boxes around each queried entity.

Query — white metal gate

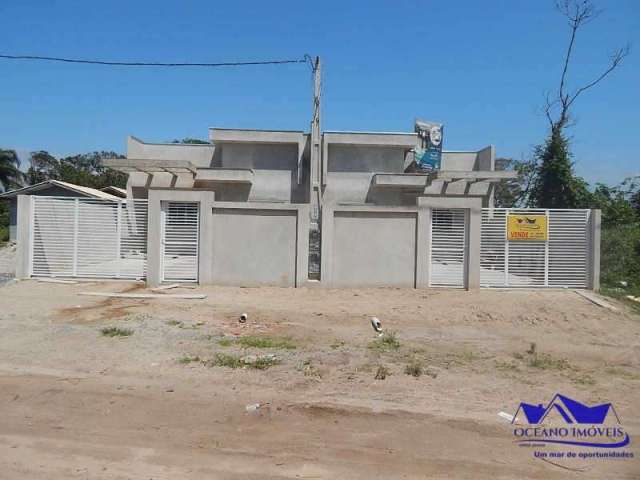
[480,208,591,288]
[161,202,200,283]
[31,196,148,279]
[430,208,467,287]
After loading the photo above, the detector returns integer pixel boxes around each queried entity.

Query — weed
[495,360,521,373]
[204,353,279,370]
[167,320,184,327]
[101,326,133,337]
[369,331,400,352]
[298,358,322,377]
[404,359,423,378]
[217,338,233,347]
[375,365,390,380]
[330,340,346,349]
[204,353,244,369]
[572,373,596,386]
[605,366,640,380]
[179,355,201,364]
[236,335,296,350]
[528,353,570,370]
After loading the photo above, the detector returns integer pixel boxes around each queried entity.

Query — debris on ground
[574,290,619,312]
[36,278,78,284]
[245,402,270,413]
[240,313,248,323]
[151,283,181,291]
[370,316,382,333]
[78,292,206,299]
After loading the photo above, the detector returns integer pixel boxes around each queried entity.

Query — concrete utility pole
[308,56,322,280]
[310,56,321,219]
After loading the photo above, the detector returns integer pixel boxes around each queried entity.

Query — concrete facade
[98,122,523,289]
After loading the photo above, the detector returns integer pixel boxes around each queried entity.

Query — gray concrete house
[101,122,520,289]
[1,180,119,241]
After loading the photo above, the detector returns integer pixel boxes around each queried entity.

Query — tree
[0,149,24,192]
[26,150,59,184]
[26,151,127,189]
[529,0,629,208]
[494,157,537,207]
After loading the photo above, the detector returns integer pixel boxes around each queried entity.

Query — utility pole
[308,56,322,280]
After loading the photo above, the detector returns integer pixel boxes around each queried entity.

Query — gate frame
[147,189,214,287]
[418,196,483,290]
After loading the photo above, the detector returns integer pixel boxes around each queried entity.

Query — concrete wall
[211,209,296,286]
[327,145,405,173]
[128,136,215,167]
[209,202,309,287]
[441,151,477,171]
[330,211,417,287]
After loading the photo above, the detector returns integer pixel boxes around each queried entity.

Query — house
[0,180,120,241]
[102,120,516,288]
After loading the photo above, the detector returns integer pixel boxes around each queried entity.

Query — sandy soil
[0,280,638,479]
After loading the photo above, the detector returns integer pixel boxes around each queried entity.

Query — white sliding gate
[430,208,467,288]
[480,208,591,288]
[161,201,200,283]
[31,196,148,279]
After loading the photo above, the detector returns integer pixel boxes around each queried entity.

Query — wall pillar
[589,209,601,292]
[415,203,431,288]
[466,205,482,290]
[15,195,33,279]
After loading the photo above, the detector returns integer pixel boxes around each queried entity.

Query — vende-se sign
[507,214,548,241]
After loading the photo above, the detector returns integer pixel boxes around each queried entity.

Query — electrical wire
[0,53,309,68]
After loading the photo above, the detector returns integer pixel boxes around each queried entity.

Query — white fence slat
[31,196,148,279]
[480,208,590,288]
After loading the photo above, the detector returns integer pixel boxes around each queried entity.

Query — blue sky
[0,0,637,185]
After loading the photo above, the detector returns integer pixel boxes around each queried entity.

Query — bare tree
[544,0,630,132]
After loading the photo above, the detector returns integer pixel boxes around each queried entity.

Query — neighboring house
[0,180,119,241]
[100,186,127,198]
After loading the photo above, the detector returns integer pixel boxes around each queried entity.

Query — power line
[0,53,309,68]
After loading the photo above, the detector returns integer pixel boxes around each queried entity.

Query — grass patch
[297,358,322,378]
[101,326,133,337]
[215,335,296,350]
[217,337,234,347]
[605,366,640,380]
[404,359,423,378]
[495,360,521,373]
[572,373,596,386]
[202,353,280,370]
[178,355,201,364]
[368,331,400,352]
[330,340,346,349]
[600,286,640,315]
[374,365,390,380]
[527,353,570,370]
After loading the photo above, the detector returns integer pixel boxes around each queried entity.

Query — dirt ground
[0,279,638,479]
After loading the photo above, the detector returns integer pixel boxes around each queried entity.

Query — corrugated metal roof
[0,180,120,200]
